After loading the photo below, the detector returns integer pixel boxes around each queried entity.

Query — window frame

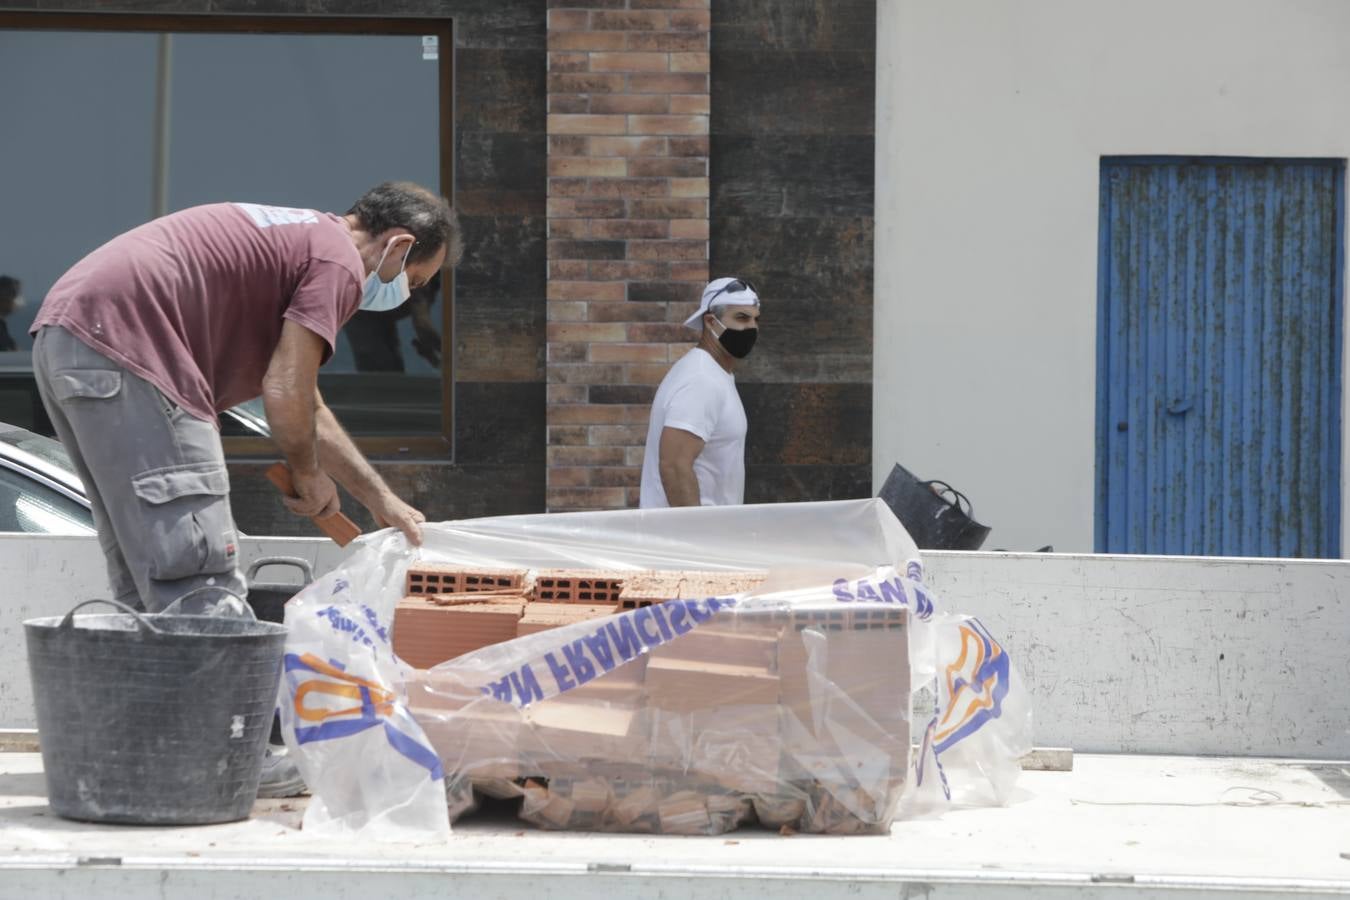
[0,10,457,461]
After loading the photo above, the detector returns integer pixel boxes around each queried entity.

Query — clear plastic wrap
[279,499,1032,840]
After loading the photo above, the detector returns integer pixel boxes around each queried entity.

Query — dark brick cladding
[712,0,876,503]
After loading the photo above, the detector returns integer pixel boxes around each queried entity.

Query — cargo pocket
[130,462,238,580]
[49,368,122,402]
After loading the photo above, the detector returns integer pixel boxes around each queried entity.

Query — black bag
[878,463,992,551]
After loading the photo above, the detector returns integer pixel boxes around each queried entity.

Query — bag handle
[161,585,255,620]
[59,598,162,635]
[246,555,314,585]
[924,479,975,520]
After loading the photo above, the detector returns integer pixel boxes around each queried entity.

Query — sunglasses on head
[705,279,757,308]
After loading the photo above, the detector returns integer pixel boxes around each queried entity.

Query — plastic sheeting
[278,499,1031,841]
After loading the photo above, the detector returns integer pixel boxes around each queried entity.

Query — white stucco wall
[874,0,1350,553]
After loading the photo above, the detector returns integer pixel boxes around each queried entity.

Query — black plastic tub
[24,597,288,825]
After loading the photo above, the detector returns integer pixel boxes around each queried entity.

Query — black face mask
[713,320,758,358]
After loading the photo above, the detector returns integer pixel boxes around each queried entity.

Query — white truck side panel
[925,551,1350,757]
[4,537,1348,758]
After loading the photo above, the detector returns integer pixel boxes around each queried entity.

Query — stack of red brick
[392,563,767,668]
[395,564,911,836]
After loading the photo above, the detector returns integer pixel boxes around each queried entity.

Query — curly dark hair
[347,181,463,267]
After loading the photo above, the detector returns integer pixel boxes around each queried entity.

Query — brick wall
[546,2,712,511]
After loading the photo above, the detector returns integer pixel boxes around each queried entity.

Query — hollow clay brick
[532,568,630,603]
[405,564,526,597]
[618,569,767,608]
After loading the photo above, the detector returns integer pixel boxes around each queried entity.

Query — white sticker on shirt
[233,202,319,228]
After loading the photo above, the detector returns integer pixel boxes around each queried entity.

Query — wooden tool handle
[265,462,362,547]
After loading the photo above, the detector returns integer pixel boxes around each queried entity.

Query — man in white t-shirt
[639,277,761,508]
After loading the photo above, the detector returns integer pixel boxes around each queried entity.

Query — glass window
[0,21,451,455]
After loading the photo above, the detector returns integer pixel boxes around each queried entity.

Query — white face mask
[360,238,413,312]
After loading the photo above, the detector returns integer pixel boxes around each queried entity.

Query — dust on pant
[32,324,246,612]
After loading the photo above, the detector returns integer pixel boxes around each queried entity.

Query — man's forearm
[314,400,390,508]
[660,465,701,507]
[262,380,320,474]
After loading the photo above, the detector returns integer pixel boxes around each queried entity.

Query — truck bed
[2,751,1347,898]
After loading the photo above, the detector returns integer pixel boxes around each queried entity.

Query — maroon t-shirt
[33,202,363,422]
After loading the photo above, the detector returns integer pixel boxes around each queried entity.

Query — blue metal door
[1096,157,1344,557]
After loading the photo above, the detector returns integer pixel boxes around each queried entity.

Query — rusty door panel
[1096,157,1344,557]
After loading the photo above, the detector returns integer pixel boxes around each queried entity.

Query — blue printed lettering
[634,607,663,647]
[833,578,854,602]
[667,601,693,635]
[878,576,906,605]
[561,640,597,685]
[471,592,749,707]
[544,652,575,692]
[360,606,390,644]
[914,586,933,619]
[649,602,675,641]
[317,606,382,649]
[582,631,617,673]
[488,675,513,703]
[508,665,545,705]
[856,580,881,602]
[606,617,643,661]
[687,599,712,624]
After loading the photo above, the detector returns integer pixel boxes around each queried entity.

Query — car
[0,363,272,535]
[220,397,272,438]
[0,421,95,535]
[0,419,272,538]
[1,363,275,440]
[2,363,438,441]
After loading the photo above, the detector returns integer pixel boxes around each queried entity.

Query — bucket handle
[246,555,314,585]
[59,598,163,634]
[162,585,256,620]
[924,479,976,520]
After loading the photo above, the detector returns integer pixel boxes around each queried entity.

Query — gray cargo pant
[32,325,247,613]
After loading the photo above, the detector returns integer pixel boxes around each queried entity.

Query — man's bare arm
[261,321,338,518]
[658,426,705,507]
[313,390,425,545]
